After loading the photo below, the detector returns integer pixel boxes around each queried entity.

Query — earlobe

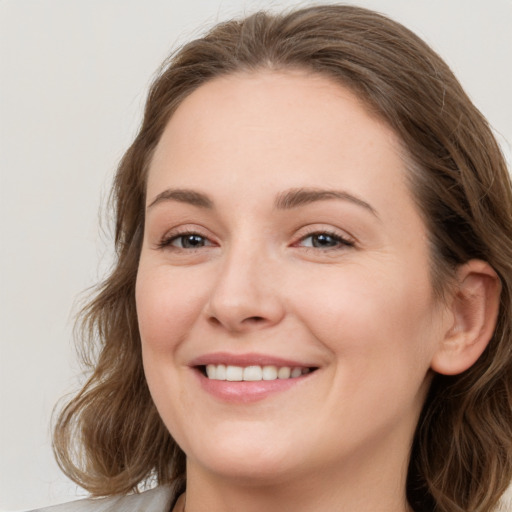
[431,260,501,376]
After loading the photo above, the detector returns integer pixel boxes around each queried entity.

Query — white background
[1,0,511,510]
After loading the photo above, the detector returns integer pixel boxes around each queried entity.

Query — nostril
[245,316,265,323]
[206,315,264,327]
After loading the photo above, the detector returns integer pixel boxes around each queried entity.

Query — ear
[431,260,501,376]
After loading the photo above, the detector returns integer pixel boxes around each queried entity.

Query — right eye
[159,232,214,250]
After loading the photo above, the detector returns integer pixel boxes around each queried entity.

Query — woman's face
[136,71,450,486]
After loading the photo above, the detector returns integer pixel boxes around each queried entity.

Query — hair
[53,5,512,512]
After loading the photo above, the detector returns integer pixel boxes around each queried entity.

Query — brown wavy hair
[53,5,512,511]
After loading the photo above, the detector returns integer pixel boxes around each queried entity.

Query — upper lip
[189,352,317,368]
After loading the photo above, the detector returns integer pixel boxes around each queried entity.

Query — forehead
[147,70,411,218]
[152,70,393,158]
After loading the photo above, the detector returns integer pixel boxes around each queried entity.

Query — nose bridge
[206,234,284,331]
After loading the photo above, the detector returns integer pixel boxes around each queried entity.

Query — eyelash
[157,228,355,252]
[157,230,214,250]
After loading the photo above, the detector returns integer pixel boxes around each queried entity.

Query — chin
[184,426,307,485]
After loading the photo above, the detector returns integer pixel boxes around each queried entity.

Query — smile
[190,353,319,402]
[204,364,312,381]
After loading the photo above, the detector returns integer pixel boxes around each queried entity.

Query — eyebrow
[274,187,378,217]
[147,188,213,209]
[147,186,377,217]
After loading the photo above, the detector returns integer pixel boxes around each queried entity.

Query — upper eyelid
[299,231,351,241]
[293,225,356,243]
[162,224,214,238]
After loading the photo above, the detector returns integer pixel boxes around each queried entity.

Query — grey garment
[28,486,175,512]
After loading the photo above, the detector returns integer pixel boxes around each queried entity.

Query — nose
[205,245,285,333]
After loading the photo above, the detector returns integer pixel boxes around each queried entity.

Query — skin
[135,70,497,512]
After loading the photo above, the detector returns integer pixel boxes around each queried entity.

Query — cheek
[135,263,206,353]
[135,264,201,432]
[293,261,439,367]
[295,264,440,433]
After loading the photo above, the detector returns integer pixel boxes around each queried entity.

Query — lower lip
[195,370,313,403]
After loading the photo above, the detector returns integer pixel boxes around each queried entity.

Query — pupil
[183,235,204,248]
[313,234,336,247]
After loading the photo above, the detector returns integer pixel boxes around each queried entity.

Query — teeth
[291,367,302,378]
[204,364,311,381]
[206,365,216,379]
[244,365,263,381]
[216,364,226,380]
[226,365,243,381]
[262,365,278,380]
[277,366,291,379]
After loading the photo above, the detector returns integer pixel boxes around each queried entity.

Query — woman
[34,4,512,512]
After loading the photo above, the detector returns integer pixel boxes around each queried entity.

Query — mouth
[198,364,316,381]
[190,353,319,402]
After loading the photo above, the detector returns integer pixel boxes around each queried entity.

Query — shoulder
[498,486,512,511]
[28,485,175,512]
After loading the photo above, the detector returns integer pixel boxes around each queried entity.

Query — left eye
[299,232,353,249]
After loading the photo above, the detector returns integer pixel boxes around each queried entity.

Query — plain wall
[1,0,511,510]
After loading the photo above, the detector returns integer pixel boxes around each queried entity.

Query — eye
[159,232,214,250]
[298,231,354,249]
